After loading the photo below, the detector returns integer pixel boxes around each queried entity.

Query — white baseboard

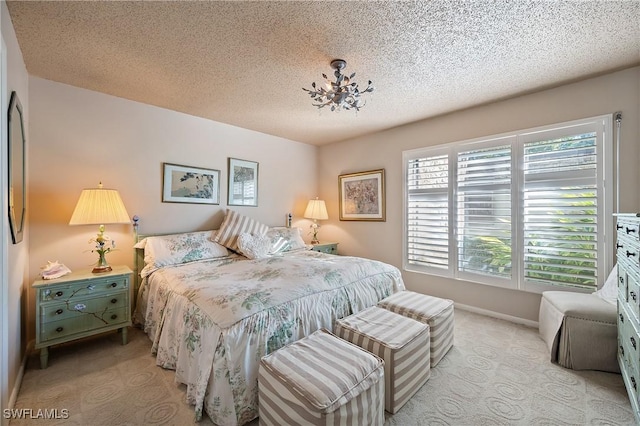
[8,340,33,410]
[455,302,539,328]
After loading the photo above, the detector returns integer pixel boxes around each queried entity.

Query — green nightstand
[310,242,339,255]
[32,265,132,369]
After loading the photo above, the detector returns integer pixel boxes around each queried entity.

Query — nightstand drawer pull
[617,243,624,250]
[111,298,118,304]
[632,377,637,391]
[111,314,118,320]
[110,282,118,288]
[627,227,637,234]
[87,285,95,290]
[627,251,637,258]
[617,224,624,230]
[631,291,637,302]
[56,327,64,333]
[74,303,86,311]
[631,336,637,350]
[55,309,63,315]
[620,313,625,323]
[55,291,63,297]
[620,345,625,356]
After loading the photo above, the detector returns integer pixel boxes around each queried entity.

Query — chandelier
[302,59,374,112]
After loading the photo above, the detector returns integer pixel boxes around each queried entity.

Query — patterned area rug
[11,308,634,425]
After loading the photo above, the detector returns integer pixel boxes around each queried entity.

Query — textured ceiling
[6,1,640,146]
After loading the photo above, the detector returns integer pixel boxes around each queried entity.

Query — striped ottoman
[335,306,431,414]
[258,328,385,425]
[378,291,454,367]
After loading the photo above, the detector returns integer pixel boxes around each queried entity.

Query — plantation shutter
[522,131,599,289]
[403,115,611,292]
[456,144,512,279]
[406,153,450,271]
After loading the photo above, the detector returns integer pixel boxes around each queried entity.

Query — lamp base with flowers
[91,225,116,273]
[93,252,112,273]
[310,222,321,245]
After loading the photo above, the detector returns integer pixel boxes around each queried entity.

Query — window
[406,152,450,270]
[403,116,613,293]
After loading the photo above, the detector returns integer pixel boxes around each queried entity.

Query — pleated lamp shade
[69,183,131,225]
[304,198,328,220]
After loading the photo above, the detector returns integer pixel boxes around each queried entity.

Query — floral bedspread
[136,250,405,425]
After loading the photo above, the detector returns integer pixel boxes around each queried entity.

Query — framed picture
[162,163,220,204]
[339,169,385,221]
[228,158,259,206]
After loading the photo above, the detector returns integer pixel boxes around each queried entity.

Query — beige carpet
[11,309,635,425]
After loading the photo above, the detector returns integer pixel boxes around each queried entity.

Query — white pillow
[135,231,229,278]
[266,227,308,252]
[593,264,617,305]
[214,209,269,252]
[237,233,272,260]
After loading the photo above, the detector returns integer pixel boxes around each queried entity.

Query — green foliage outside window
[462,192,596,288]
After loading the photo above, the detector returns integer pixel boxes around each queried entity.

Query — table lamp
[304,198,328,244]
[69,182,130,273]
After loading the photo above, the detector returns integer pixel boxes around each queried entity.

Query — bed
[132,211,405,425]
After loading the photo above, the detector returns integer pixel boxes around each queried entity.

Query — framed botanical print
[228,158,259,206]
[339,169,385,221]
[162,163,220,204]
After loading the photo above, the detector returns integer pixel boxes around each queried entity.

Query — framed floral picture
[162,163,220,204]
[339,169,385,221]
[228,158,259,206]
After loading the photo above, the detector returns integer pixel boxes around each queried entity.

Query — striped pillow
[214,209,269,252]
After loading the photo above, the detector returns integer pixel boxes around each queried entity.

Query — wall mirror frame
[8,91,25,244]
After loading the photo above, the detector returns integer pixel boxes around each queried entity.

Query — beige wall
[27,77,318,340]
[318,67,640,323]
[2,0,30,413]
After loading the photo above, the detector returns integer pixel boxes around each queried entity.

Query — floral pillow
[237,233,272,260]
[266,227,308,252]
[134,230,229,278]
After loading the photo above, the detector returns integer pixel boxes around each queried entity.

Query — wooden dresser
[616,213,640,421]
[33,265,132,368]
